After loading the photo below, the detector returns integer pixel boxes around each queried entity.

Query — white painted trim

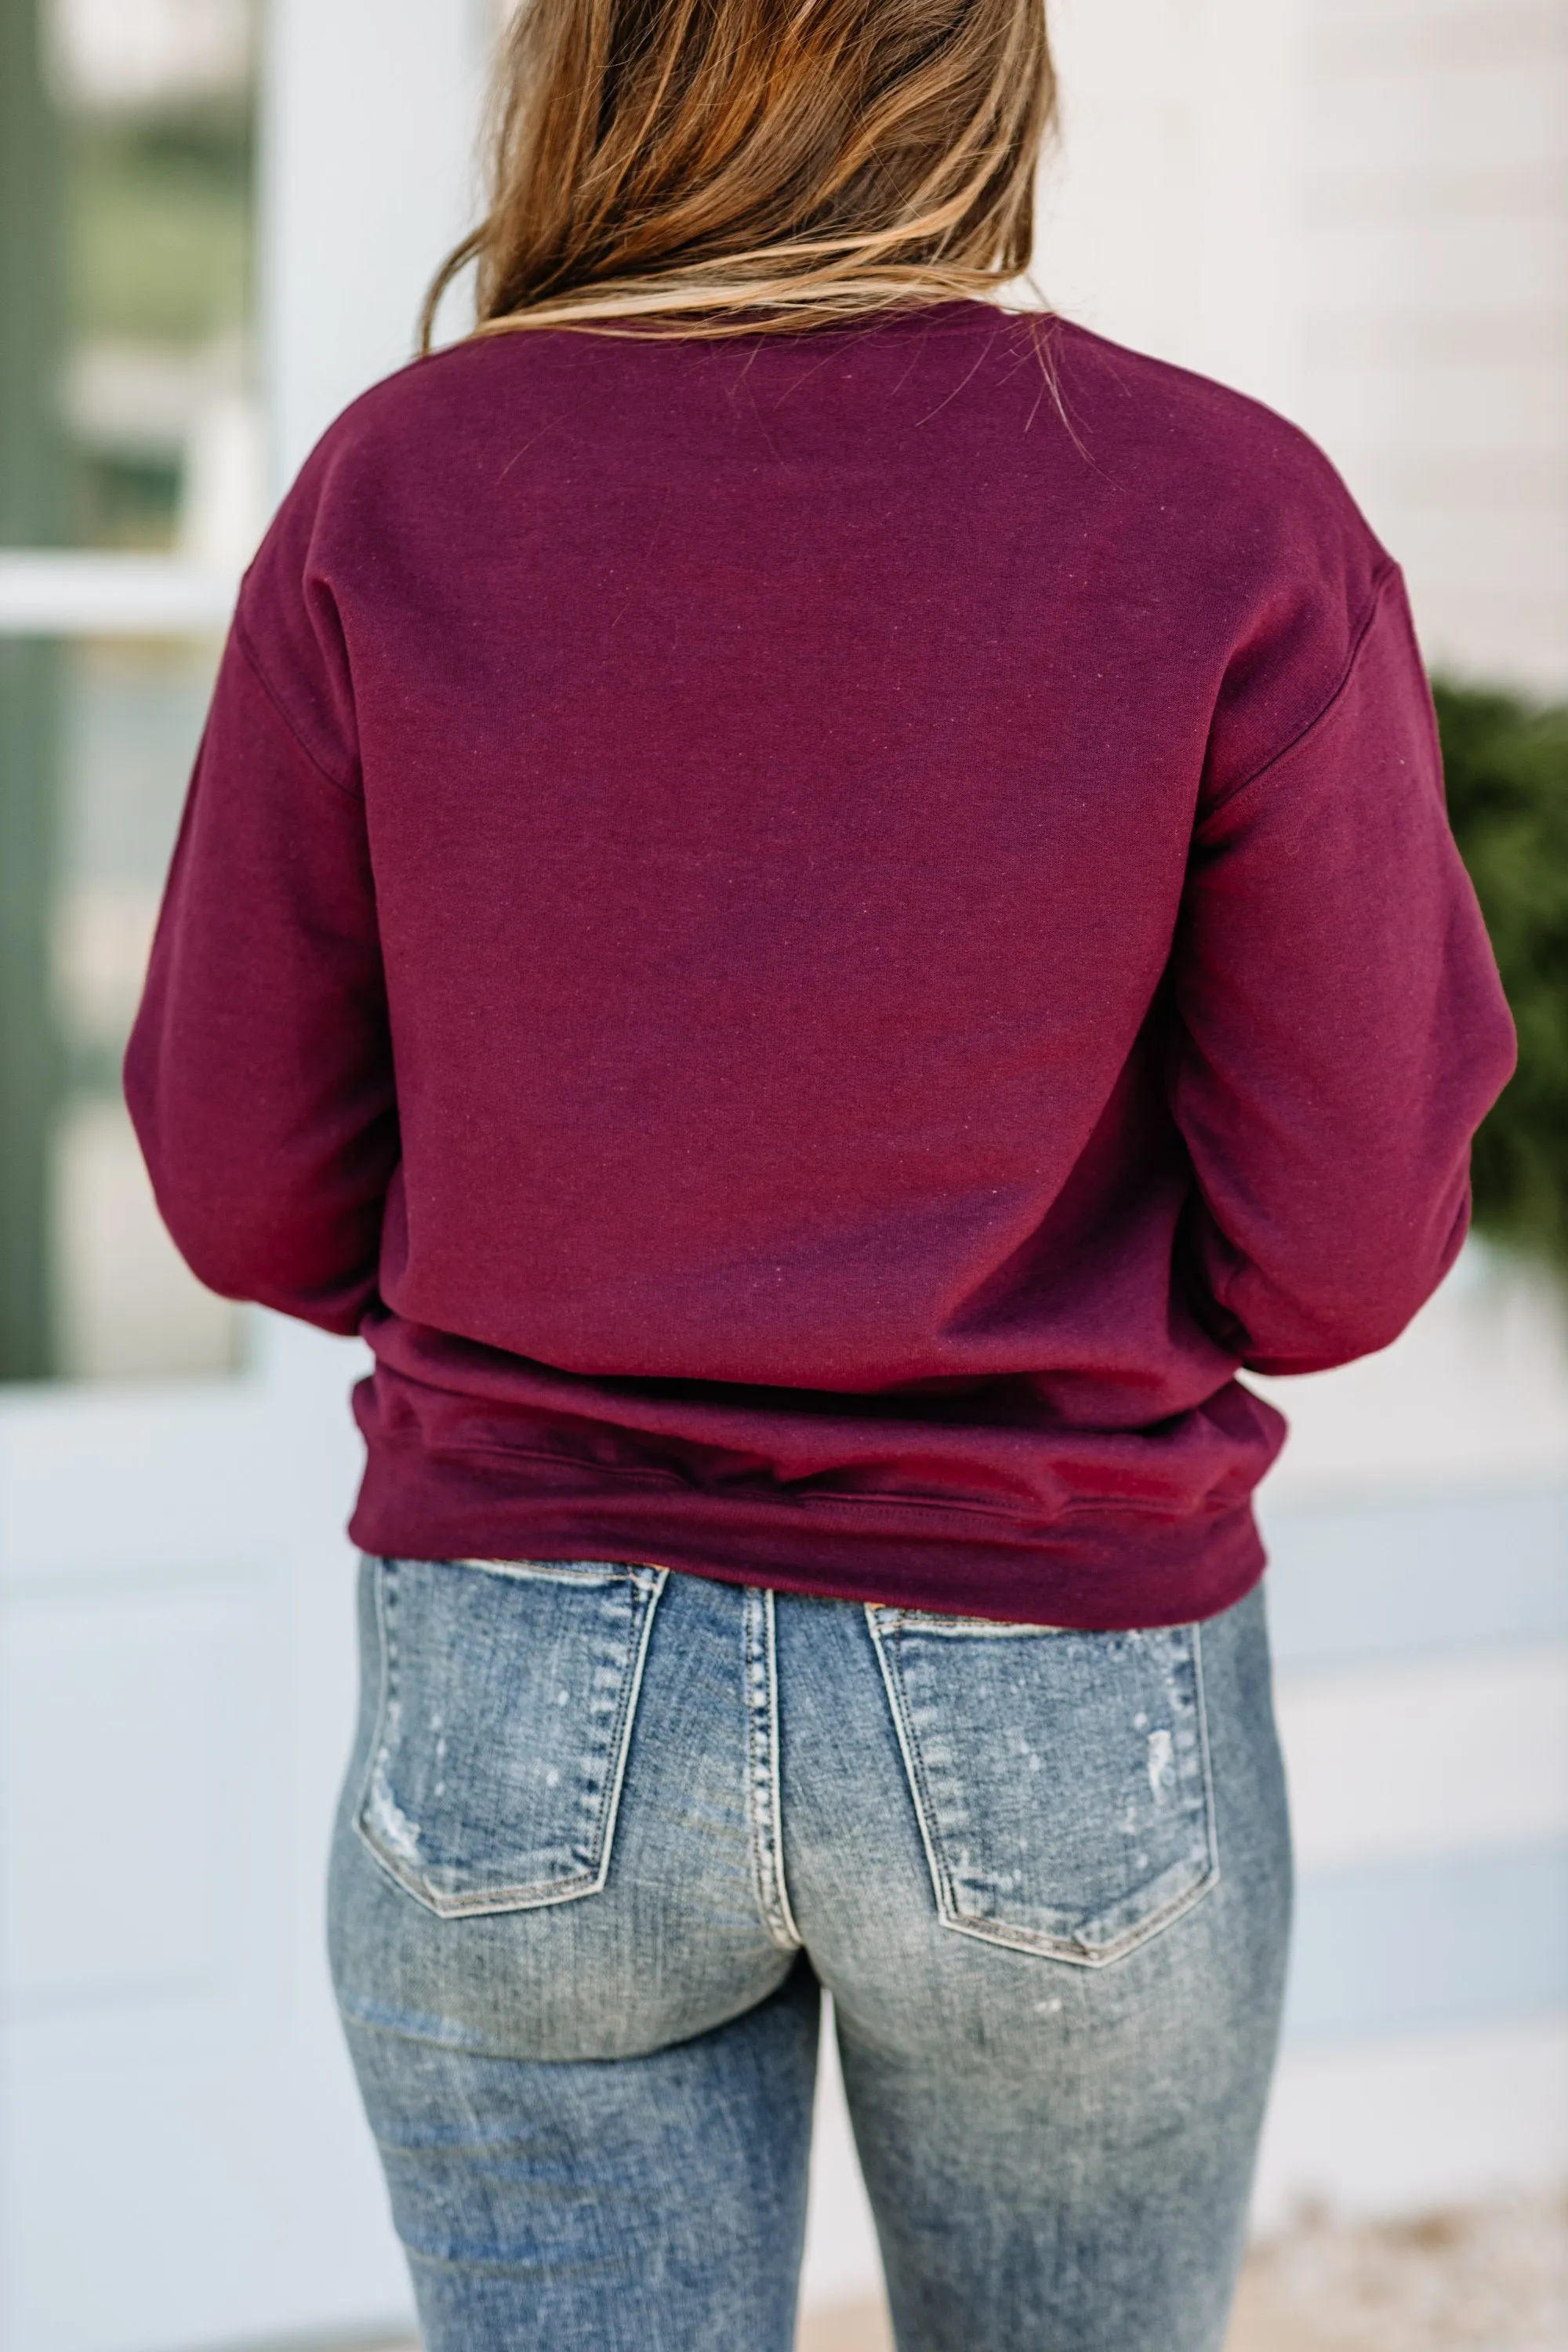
[1276,1646,1568,1873]
[1254,2012,1568,2227]
[261,0,487,488]
[0,553,238,637]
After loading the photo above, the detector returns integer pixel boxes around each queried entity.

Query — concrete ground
[799,2194,1568,2351]
[359,2193,1567,2350]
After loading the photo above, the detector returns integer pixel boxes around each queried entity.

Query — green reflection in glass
[1,0,67,1376]
[44,0,262,557]
[49,636,240,1380]
[2,1,256,1377]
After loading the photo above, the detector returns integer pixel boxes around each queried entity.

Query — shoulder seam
[230,615,364,804]
[1201,561,1400,824]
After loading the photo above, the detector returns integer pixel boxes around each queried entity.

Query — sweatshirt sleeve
[1167,564,1516,1376]
[124,623,397,1334]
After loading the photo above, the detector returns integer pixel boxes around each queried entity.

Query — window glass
[50,633,238,1379]
[0,630,240,1383]
[46,0,265,559]
[2,2,259,1380]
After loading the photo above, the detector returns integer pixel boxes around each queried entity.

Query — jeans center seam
[744,1588,801,1952]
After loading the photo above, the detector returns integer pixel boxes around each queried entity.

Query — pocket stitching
[865,1602,962,1940]
[353,1557,668,1919]
[887,1610,1070,1637]
[865,1604,1221,1969]
[453,1556,653,1588]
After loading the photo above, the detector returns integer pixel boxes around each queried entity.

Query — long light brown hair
[421,0,1055,343]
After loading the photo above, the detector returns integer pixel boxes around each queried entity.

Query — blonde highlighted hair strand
[422,0,1056,343]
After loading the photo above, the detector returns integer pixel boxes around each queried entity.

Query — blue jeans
[328,1560,1291,2350]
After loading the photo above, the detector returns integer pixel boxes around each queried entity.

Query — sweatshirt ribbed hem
[348,1436,1268,1631]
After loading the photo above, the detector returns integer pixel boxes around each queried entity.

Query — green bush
[1434,680,1568,1266]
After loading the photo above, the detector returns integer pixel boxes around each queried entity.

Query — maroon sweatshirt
[126,302,1514,1628]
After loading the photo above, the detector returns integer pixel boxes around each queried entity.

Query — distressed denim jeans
[328,1561,1291,2352]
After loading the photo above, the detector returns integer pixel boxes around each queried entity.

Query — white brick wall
[1042,0,1568,694]
[1294,0,1568,691]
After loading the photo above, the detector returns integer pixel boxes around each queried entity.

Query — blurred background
[0,3,1563,2349]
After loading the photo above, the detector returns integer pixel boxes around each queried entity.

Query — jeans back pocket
[867,1608,1218,1965]
[355,1556,667,1918]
